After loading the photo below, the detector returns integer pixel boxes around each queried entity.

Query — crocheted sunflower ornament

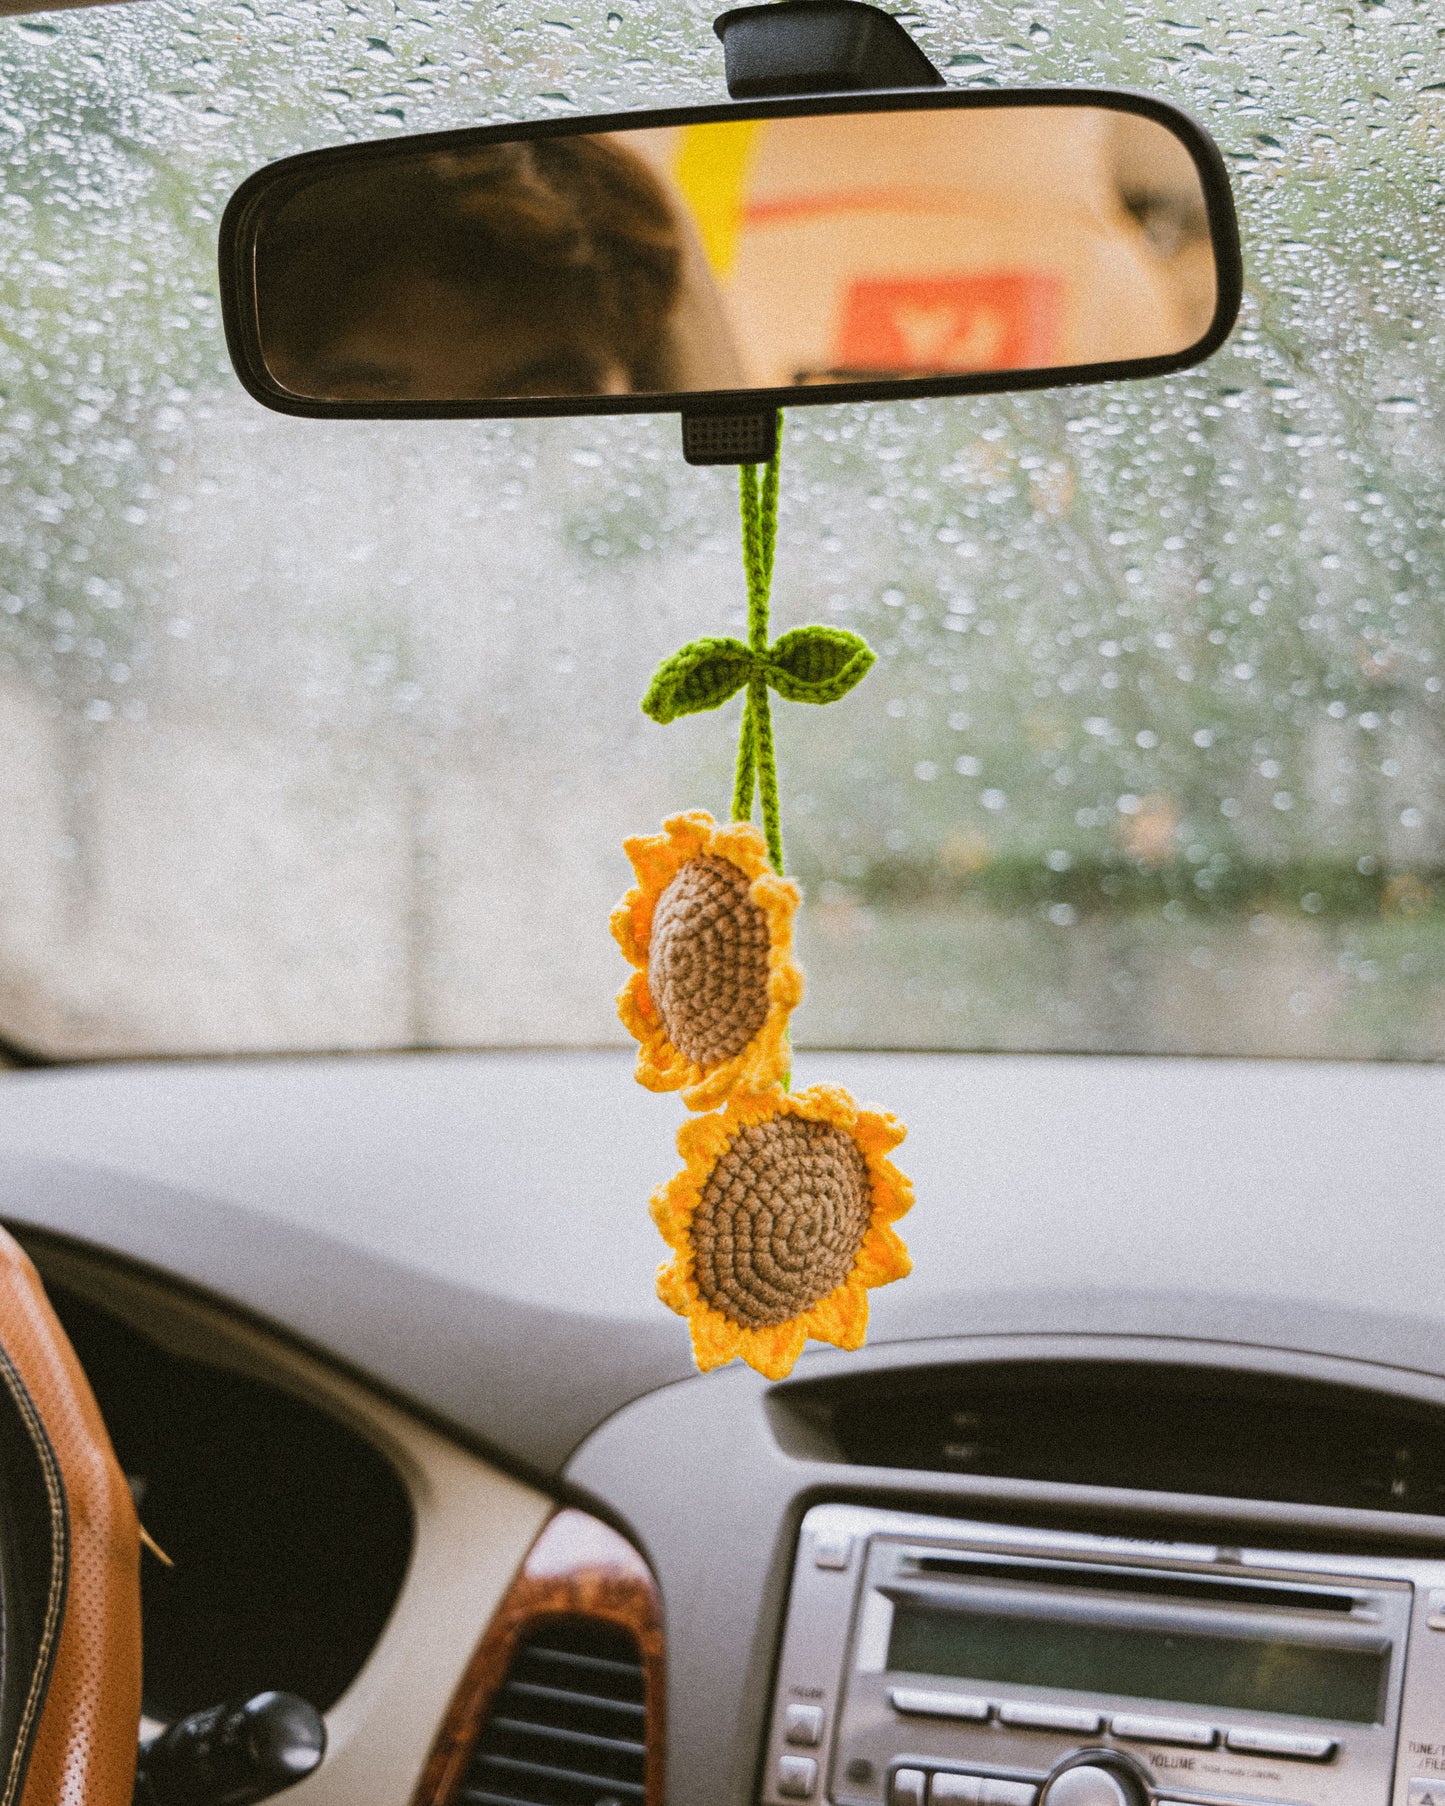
[611,810,803,1112]
[652,1086,912,1380]
[612,417,915,1382]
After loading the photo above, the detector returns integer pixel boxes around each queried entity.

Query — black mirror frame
[218,84,1243,424]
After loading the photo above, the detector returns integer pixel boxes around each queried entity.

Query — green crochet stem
[640,411,876,877]
[733,431,784,873]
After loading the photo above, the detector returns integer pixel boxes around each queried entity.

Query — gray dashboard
[3,1047,1445,1806]
[1,1048,1442,1468]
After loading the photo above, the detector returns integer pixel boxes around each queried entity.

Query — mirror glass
[250,105,1220,405]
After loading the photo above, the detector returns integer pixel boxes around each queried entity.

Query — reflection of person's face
[269,271,631,401]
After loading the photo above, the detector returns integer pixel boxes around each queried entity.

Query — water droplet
[364,36,395,58]
[1377,396,1420,415]
[14,19,60,37]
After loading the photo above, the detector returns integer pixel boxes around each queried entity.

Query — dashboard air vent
[779,1360,1445,1516]
[462,1617,648,1806]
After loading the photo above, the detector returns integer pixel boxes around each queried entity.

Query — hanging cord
[642,406,874,879]
[732,419,785,873]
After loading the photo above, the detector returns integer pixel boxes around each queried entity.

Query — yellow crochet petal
[623,834,682,897]
[801,1281,870,1351]
[616,971,658,1036]
[649,1174,698,1244]
[868,1159,914,1224]
[680,1061,743,1114]
[741,1320,808,1382]
[853,1222,913,1287]
[690,1307,744,1372]
[656,1259,691,1316]
[853,1105,909,1160]
[709,818,774,878]
[767,960,805,1011]
[752,871,802,913]
[634,1044,690,1096]
[677,1108,733,1167]
[661,809,716,863]
[789,1084,858,1134]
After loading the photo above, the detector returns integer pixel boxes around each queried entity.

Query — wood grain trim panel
[412,1507,665,1806]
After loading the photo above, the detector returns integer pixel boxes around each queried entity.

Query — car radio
[761,1504,1445,1806]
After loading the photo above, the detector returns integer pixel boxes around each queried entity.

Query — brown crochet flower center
[692,1116,872,1329]
[648,855,771,1068]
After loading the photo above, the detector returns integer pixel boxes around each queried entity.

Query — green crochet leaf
[641,636,754,723]
[764,625,876,704]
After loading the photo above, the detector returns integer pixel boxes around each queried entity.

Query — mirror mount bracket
[680,408,779,467]
[693,1,944,461]
[713,0,945,100]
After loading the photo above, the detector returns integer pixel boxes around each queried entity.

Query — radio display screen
[886,1605,1386,1724]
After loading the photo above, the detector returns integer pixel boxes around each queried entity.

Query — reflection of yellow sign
[674,121,764,278]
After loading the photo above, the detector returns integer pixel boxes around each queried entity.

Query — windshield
[1,0,1442,1061]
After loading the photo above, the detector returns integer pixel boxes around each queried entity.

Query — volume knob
[1040,1764,1144,1806]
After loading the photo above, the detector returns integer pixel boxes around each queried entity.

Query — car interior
[1,1,1443,1806]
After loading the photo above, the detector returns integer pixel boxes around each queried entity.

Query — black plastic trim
[680,407,778,465]
[217,84,1243,423]
[713,1,945,97]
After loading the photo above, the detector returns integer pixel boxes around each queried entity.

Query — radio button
[930,1780,1037,1806]
[889,1768,927,1806]
[1224,1727,1337,1761]
[890,1688,991,1722]
[998,1702,1104,1735]
[1109,1713,1217,1748]
[777,1757,818,1798]
[784,1705,825,1747]
[930,1778,985,1804]
[814,1535,854,1570]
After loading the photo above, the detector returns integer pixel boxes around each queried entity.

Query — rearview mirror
[219,89,1241,434]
